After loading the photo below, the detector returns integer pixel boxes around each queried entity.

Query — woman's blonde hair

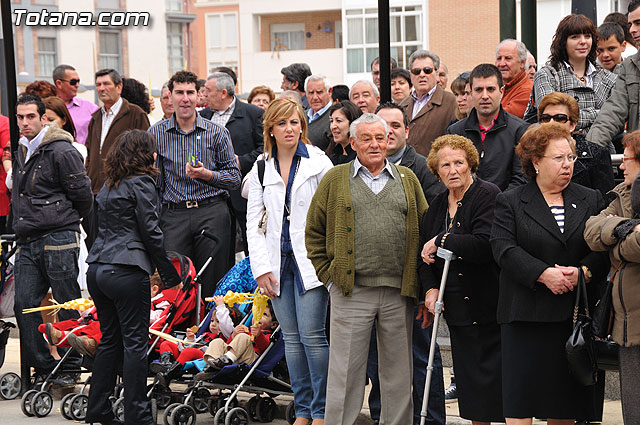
[262,98,310,158]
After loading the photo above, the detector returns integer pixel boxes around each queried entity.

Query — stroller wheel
[69,393,89,421]
[0,372,21,399]
[60,392,75,420]
[189,387,210,413]
[213,407,226,425]
[169,403,196,425]
[21,389,38,417]
[164,402,183,425]
[113,396,125,422]
[255,397,277,423]
[224,407,249,425]
[285,401,296,424]
[247,395,260,420]
[32,391,54,417]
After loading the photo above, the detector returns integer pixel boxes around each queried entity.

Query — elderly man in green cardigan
[306,113,428,425]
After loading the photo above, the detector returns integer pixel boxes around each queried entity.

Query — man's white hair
[349,80,380,98]
[304,74,330,92]
[495,39,528,63]
[349,113,389,139]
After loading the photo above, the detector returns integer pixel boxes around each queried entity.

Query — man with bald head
[495,39,533,118]
[350,80,380,114]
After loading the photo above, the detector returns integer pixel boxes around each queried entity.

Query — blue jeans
[367,305,445,425]
[271,257,329,419]
[13,230,82,374]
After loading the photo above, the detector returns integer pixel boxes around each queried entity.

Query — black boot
[157,361,183,387]
[150,352,173,374]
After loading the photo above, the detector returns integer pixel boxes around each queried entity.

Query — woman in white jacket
[246,98,333,425]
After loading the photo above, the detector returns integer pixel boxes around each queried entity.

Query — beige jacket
[584,182,640,346]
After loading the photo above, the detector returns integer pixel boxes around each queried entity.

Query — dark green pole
[500,0,516,40]
[378,0,391,103]
[571,0,597,24]
[521,0,537,60]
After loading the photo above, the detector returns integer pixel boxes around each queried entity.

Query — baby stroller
[0,235,22,401]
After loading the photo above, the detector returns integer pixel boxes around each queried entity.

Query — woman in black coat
[85,130,181,425]
[490,123,608,424]
[419,134,503,424]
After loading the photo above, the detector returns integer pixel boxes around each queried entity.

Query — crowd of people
[6,3,640,425]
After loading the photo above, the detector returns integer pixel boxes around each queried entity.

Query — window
[345,4,422,73]
[165,0,183,12]
[167,22,184,74]
[270,23,305,51]
[335,20,342,48]
[99,30,121,71]
[205,13,239,78]
[97,0,120,9]
[37,37,56,77]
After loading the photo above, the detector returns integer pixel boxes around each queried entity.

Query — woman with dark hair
[528,14,617,134]
[42,96,87,160]
[326,100,362,165]
[450,72,471,122]
[85,129,181,425]
[490,123,608,424]
[121,77,151,114]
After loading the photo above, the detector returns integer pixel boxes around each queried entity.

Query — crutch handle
[436,247,456,261]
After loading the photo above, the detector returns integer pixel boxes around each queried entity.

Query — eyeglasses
[544,154,578,163]
[539,113,569,123]
[622,157,636,162]
[59,79,80,86]
[410,67,434,76]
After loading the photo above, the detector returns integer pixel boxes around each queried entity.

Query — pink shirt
[66,97,99,145]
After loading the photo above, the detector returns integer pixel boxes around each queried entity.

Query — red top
[0,116,10,216]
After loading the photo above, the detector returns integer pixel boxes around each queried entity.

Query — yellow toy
[205,289,270,340]
[22,297,94,315]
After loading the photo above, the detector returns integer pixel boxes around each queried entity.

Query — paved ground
[0,337,625,424]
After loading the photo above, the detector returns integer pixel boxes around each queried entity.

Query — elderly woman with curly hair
[526,14,616,134]
[248,85,275,111]
[490,122,608,424]
[419,134,503,425]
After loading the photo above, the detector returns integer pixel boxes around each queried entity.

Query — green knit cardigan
[305,162,428,300]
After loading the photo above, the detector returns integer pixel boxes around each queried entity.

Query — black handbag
[566,269,597,386]
[594,336,619,371]
[592,261,621,338]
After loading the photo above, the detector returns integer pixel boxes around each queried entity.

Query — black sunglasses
[410,67,434,76]
[59,79,80,86]
[539,113,569,123]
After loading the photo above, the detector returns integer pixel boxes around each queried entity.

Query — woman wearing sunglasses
[537,92,614,202]
[526,14,617,135]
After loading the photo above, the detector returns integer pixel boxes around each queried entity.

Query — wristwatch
[581,265,592,281]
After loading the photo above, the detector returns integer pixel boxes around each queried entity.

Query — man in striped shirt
[148,71,241,297]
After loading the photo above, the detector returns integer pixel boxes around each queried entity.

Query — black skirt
[449,322,504,422]
[501,321,592,419]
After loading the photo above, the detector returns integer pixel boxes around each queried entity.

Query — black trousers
[160,197,232,298]
[86,263,153,425]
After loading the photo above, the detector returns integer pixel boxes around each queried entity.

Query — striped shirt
[100,97,123,149]
[550,205,565,233]
[352,157,395,195]
[148,114,241,203]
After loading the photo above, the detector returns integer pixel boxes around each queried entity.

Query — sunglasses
[539,113,569,123]
[410,67,434,76]
[60,79,80,86]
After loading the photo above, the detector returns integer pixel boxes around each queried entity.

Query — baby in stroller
[196,300,278,380]
[150,295,237,386]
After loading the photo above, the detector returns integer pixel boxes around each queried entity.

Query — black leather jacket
[12,125,92,243]
[87,175,181,287]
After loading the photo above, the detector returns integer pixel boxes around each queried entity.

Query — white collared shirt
[352,157,395,195]
[210,97,236,128]
[100,97,123,149]
[564,61,596,88]
[19,125,49,163]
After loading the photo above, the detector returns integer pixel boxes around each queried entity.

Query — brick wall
[429,0,500,90]
[259,10,341,52]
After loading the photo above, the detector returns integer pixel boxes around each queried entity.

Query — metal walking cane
[420,247,456,425]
